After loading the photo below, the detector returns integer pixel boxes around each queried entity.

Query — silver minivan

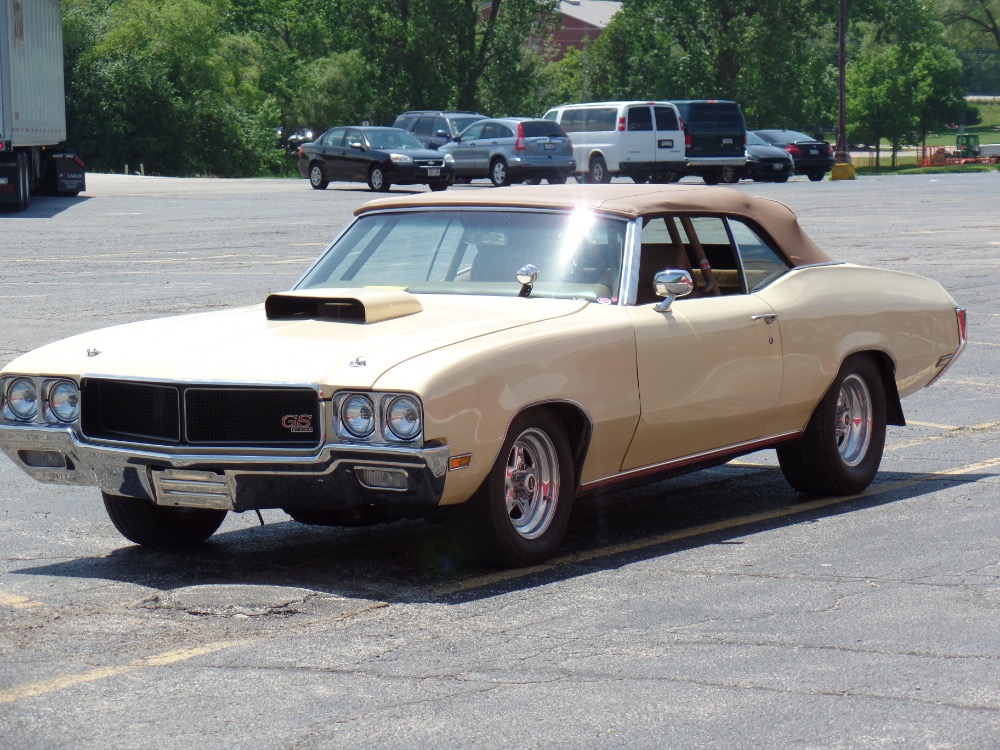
[542,101,687,183]
[438,117,576,186]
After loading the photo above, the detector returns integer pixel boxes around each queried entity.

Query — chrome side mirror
[653,270,694,312]
[517,264,539,298]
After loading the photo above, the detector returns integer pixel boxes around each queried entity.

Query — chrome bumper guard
[0,425,450,512]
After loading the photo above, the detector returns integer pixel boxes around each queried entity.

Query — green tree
[64,0,282,176]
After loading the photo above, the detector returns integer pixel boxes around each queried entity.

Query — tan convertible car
[0,185,966,567]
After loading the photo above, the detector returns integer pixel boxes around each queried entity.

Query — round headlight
[48,380,80,422]
[7,378,39,420]
[342,394,375,438]
[386,395,421,441]
[443,153,454,164]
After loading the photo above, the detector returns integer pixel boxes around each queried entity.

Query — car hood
[5,289,590,389]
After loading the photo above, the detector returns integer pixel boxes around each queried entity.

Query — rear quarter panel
[756,264,962,434]
[374,304,641,505]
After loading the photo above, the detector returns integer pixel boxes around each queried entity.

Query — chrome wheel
[368,166,389,192]
[504,427,560,540]
[834,374,872,467]
[309,163,328,190]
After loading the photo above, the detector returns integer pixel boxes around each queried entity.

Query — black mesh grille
[81,380,321,447]
[185,388,320,445]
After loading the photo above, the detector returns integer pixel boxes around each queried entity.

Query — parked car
[297,126,454,192]
[739,131,794,182]
[0,185,966,568]
[669,100,748,184]
[542,101,686,184]
[438,117,576,186]
[753,129,835,181]
[392,110,488,150]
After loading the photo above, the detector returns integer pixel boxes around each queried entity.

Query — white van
[542,101,686,183]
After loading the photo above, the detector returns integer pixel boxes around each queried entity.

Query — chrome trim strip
[581,430,802,493]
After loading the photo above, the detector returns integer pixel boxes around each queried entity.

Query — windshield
[746,132,767,146]
[298,209,627,303]
[365,131,426,150]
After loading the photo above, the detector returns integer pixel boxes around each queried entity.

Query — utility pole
[832,0,856,179]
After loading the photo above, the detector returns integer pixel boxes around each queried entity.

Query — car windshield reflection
[298,209,627,302]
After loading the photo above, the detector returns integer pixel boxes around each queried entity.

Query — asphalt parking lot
[1,172,998,749]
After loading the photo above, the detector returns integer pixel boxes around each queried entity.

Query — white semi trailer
[0,0,84,211]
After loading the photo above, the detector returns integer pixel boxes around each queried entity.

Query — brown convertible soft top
[355,184,833,267]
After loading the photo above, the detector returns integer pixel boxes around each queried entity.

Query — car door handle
[751,313,778,325]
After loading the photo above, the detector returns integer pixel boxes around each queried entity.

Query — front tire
[777,356,887,497]
[103,492,227,547]
[490,159,510,187]
[368,165,390,192]
[446,411,574,567]
[308,162,328,190]
[808,171,825,182]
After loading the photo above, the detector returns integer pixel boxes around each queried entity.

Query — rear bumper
[0,424,449,512]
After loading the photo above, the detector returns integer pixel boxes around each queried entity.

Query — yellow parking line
[905,420,959,430]
[436,454,1000,597]
[0,642,235,705]
[0,592,44,609]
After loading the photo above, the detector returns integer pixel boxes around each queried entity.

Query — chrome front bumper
[0,424,450,512]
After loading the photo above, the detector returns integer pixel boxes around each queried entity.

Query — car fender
[373,305,641,505]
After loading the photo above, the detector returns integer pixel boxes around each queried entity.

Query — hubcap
[503,428,559,540]
[371,169,384,189]
[834,374,872,466]
[493,162,506,184]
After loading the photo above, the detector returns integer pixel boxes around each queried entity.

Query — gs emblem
[281,414,314,433]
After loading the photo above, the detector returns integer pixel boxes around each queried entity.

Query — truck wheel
[490,159,510,187]
[102,492,227,547]
[720,166,740,183]
[703,171,721,185]
[446,410,574,567]
[776,356,887,497]
[308,163,328,190]
[587,156,610,184]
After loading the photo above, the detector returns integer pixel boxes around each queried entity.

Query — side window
[322,128,345,146]
[587,108,617,132]
[542,110,558,121]
[654,106,679,131]
[728,219,789,291]
[560,109,581,132]
[345,129,364,147]
[433,117,448,135]
[413,117,434,136]
[460,122,485,140]
[627,106,653,131]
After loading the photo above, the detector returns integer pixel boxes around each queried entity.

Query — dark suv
[669,100,747,184]
[392,110,489,150]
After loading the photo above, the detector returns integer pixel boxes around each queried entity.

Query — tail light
[298,146,304,158]
[786,144,802,155]
[617,116,626,132]
[956,307,967,345]
[685,134,692,148]
[515,123,526,152]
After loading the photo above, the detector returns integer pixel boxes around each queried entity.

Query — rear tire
[490,159,510,187]
[308,162,328,190]
[720,166,740,183]
[702,171,721,185]
[777,356,887,497]
[446,410,574,567]
[428,181,449,192]
[586,156,610,184]
[102,492,227,547]
[808,171,825,182]
[16,152,31,211]
[547,171,569,184]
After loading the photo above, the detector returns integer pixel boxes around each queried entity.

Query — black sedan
[740,131,794,182]
[298,126,455,192]
[753,129,834,181]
